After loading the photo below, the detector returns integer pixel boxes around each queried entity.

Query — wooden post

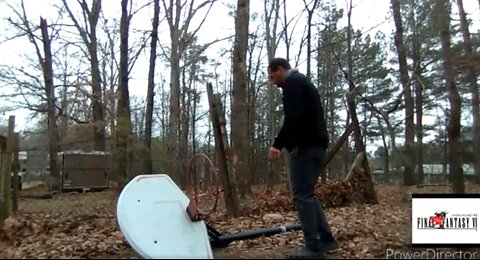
[0,153,3,219]
[214,94,236,179]
[12,133,20,212]
[214,94,231,152]
[346,152,365,180]
[1,116,15,220]
[318,123,354,183]
[334,53,378,203]
[206,83,240,217]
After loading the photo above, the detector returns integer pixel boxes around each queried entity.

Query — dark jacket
[272,69,329,152]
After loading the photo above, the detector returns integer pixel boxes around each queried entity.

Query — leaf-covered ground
[1,182,480,259]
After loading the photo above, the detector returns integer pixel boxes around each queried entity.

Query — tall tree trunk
[264,0,280,190]
[167,35,181,184]
[326,47,335,182]
[116,0,132,181]
[40,18,60,191]
[191,88,197,176]
[60,61,69,147]
[89,0,106,151]
[413,69,424,185]
[162,0,214,185]
[338,46,377,201]
[179,70,190,188]
[246,46,263,187]
[316,27,326,182]
[232,0,251,198]
[62,0,106,151]
[108,36,116,149]
[442,111,448,181]
[144,0,160,174]
[282,0,290,61]
[391,0,415,185]
[346,0,353,101]
[163,0,183,184]
[437,0,464,193]
[346,0,354,179]
[302,0,319,79]
[343,82,376,202]
[338,0,375,201]
[410,0,424,184]
[457,0,480,184]
[380,124,390,184]
[160,87,168,141]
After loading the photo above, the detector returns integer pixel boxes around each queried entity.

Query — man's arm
[272,84,304,150]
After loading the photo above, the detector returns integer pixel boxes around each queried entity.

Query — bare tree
[456,0,480,184]
[144,0,160,174]
[116,0,132,181]
[345,0,354,176]
[161,0,216,184]
[40,18,61,190]
[302,0,319,78]
[408,0,425,184]
[279,1,305,65]
[264,0,281,189]
[98,16,120,145]
[436,0,464,193]
[282,0,290,60]
[391,0,415,185]
[62,0,106,151]
[232,0,251,197]
[5,1,62,190]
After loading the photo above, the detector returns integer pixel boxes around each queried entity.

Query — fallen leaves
[199,194,412,258]
[0,183,479,259]
[0,190,136,259]
[0,212,131,259]
[247,168,378,216]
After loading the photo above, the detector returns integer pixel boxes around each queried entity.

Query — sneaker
[285,247,326,259]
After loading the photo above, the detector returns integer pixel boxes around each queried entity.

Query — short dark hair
[268,58,291,72]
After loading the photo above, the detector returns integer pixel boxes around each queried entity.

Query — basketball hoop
[116,174,302,259]
[185,153,222,219]
[116,174,214,259]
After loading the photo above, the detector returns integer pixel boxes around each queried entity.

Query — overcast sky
[0,0,479,147]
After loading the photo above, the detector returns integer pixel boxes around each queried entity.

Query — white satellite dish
[116,174,214,259]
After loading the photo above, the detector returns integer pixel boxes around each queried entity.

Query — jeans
[288,146,335,250]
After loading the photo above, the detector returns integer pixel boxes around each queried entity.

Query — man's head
[267,58,291,86]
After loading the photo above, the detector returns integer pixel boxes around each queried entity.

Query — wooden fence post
[206,83,240,217]
[12,132,20,212]
[1,116,15,220]
[0,153,3,219]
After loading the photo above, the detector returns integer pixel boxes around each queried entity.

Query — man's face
[268,67,286,87]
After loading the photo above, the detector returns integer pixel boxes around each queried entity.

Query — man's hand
[268,146,281,160]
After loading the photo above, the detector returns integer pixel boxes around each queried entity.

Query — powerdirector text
[385,248,478,259]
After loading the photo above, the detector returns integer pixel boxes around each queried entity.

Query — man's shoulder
[287,71,317,88]
[286,70,307,81]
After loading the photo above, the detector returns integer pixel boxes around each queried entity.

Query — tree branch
[181,35,234,69]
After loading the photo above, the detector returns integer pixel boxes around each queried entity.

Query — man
[267,58,338,258]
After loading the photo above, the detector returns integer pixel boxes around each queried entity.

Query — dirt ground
[1,182,480,259]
